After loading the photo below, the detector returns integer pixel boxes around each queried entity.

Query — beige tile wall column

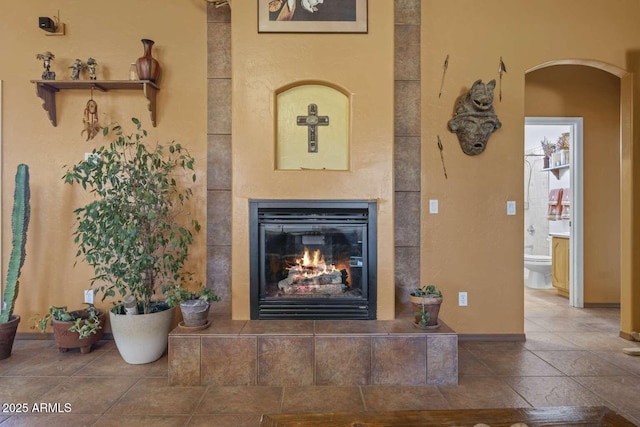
[394,0,422,315]
[207,4,232,313]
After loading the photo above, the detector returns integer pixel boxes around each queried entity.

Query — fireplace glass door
[250,200,377,320]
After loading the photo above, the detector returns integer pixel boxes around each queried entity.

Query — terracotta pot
[0,315,20,360]
[52,310,106,354]
[409,294,442,329]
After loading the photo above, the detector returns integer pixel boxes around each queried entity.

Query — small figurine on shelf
[36,51,56,80]
[86,58,97,80]
[69,59,85,80]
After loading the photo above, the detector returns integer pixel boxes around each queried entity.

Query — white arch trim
[526,59,629,78]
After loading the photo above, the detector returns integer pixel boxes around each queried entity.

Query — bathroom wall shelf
[542,164,569,179]
[30,80,159,127]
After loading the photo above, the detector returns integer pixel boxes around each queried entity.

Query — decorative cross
[296,103,329,153]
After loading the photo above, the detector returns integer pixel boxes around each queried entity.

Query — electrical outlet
[458,291,468,306]
[84,290,94,304]
[507,201,516,216]
[429,199,438,214]
[84,152,100,163]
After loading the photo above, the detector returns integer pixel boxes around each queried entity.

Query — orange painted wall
[526,65,621,304]
[229,1,395,319]
[0,1,208,332]
[421,0,640,334]
[3,0,640,335]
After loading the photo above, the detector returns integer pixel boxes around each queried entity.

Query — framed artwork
[258,0,367,33]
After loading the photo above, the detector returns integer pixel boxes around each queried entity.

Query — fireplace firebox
[250,200,377,320]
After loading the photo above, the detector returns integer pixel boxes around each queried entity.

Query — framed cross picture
[258,0,367,33]
[276,83,350,171]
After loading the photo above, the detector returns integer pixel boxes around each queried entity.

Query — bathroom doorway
[525,60,633,338]
[524,117,583,307]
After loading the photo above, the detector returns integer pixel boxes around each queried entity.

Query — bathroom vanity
[551,234,570,297]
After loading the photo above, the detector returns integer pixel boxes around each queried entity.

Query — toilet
[524,254,552,289]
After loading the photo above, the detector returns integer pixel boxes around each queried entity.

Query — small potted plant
[167,280,220,329]
[409,284,443,329]
[540,137,555,169]
[556,132,570,165]
[32,304,105,354]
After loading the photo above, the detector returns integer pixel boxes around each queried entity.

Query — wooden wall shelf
[30,80,159,127]
[542,164,569,179]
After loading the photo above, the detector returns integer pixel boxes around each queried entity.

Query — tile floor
[0,288,639,426]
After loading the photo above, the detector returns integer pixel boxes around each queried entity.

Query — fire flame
[301,249,322,268]
[283,247,352,290]
[292,248,337,275]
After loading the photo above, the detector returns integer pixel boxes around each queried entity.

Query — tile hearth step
[168,318,458,387]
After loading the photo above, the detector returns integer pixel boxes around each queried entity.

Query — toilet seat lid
[525,254,551,261]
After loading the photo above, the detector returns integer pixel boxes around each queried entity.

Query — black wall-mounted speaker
[38,17,56,32]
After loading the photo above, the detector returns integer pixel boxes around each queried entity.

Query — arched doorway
[525,59,634,339]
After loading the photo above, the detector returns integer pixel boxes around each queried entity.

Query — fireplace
[250,200,377,320]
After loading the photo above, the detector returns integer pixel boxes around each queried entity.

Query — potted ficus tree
[409,284,443,329]
[63,118,200,364]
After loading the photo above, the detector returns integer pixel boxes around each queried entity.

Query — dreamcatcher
[81,87,102,141]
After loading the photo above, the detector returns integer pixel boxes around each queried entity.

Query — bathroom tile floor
[0,288,639,426]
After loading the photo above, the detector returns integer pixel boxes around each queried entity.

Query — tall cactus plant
[0,164,30,323]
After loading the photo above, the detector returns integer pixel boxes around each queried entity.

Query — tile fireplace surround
[168,316,458,387]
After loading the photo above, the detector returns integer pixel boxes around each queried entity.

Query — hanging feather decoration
[498,56,507,102]
[438,54,449,98]
[437,135,448,179]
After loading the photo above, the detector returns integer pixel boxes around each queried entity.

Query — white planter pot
[109,306,175,364]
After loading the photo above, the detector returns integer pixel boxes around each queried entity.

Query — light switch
[429,199,438,214]
[507,201,516,215]
[458,292,468,306]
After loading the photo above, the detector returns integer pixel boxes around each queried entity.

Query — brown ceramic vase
[135,39,161,83]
